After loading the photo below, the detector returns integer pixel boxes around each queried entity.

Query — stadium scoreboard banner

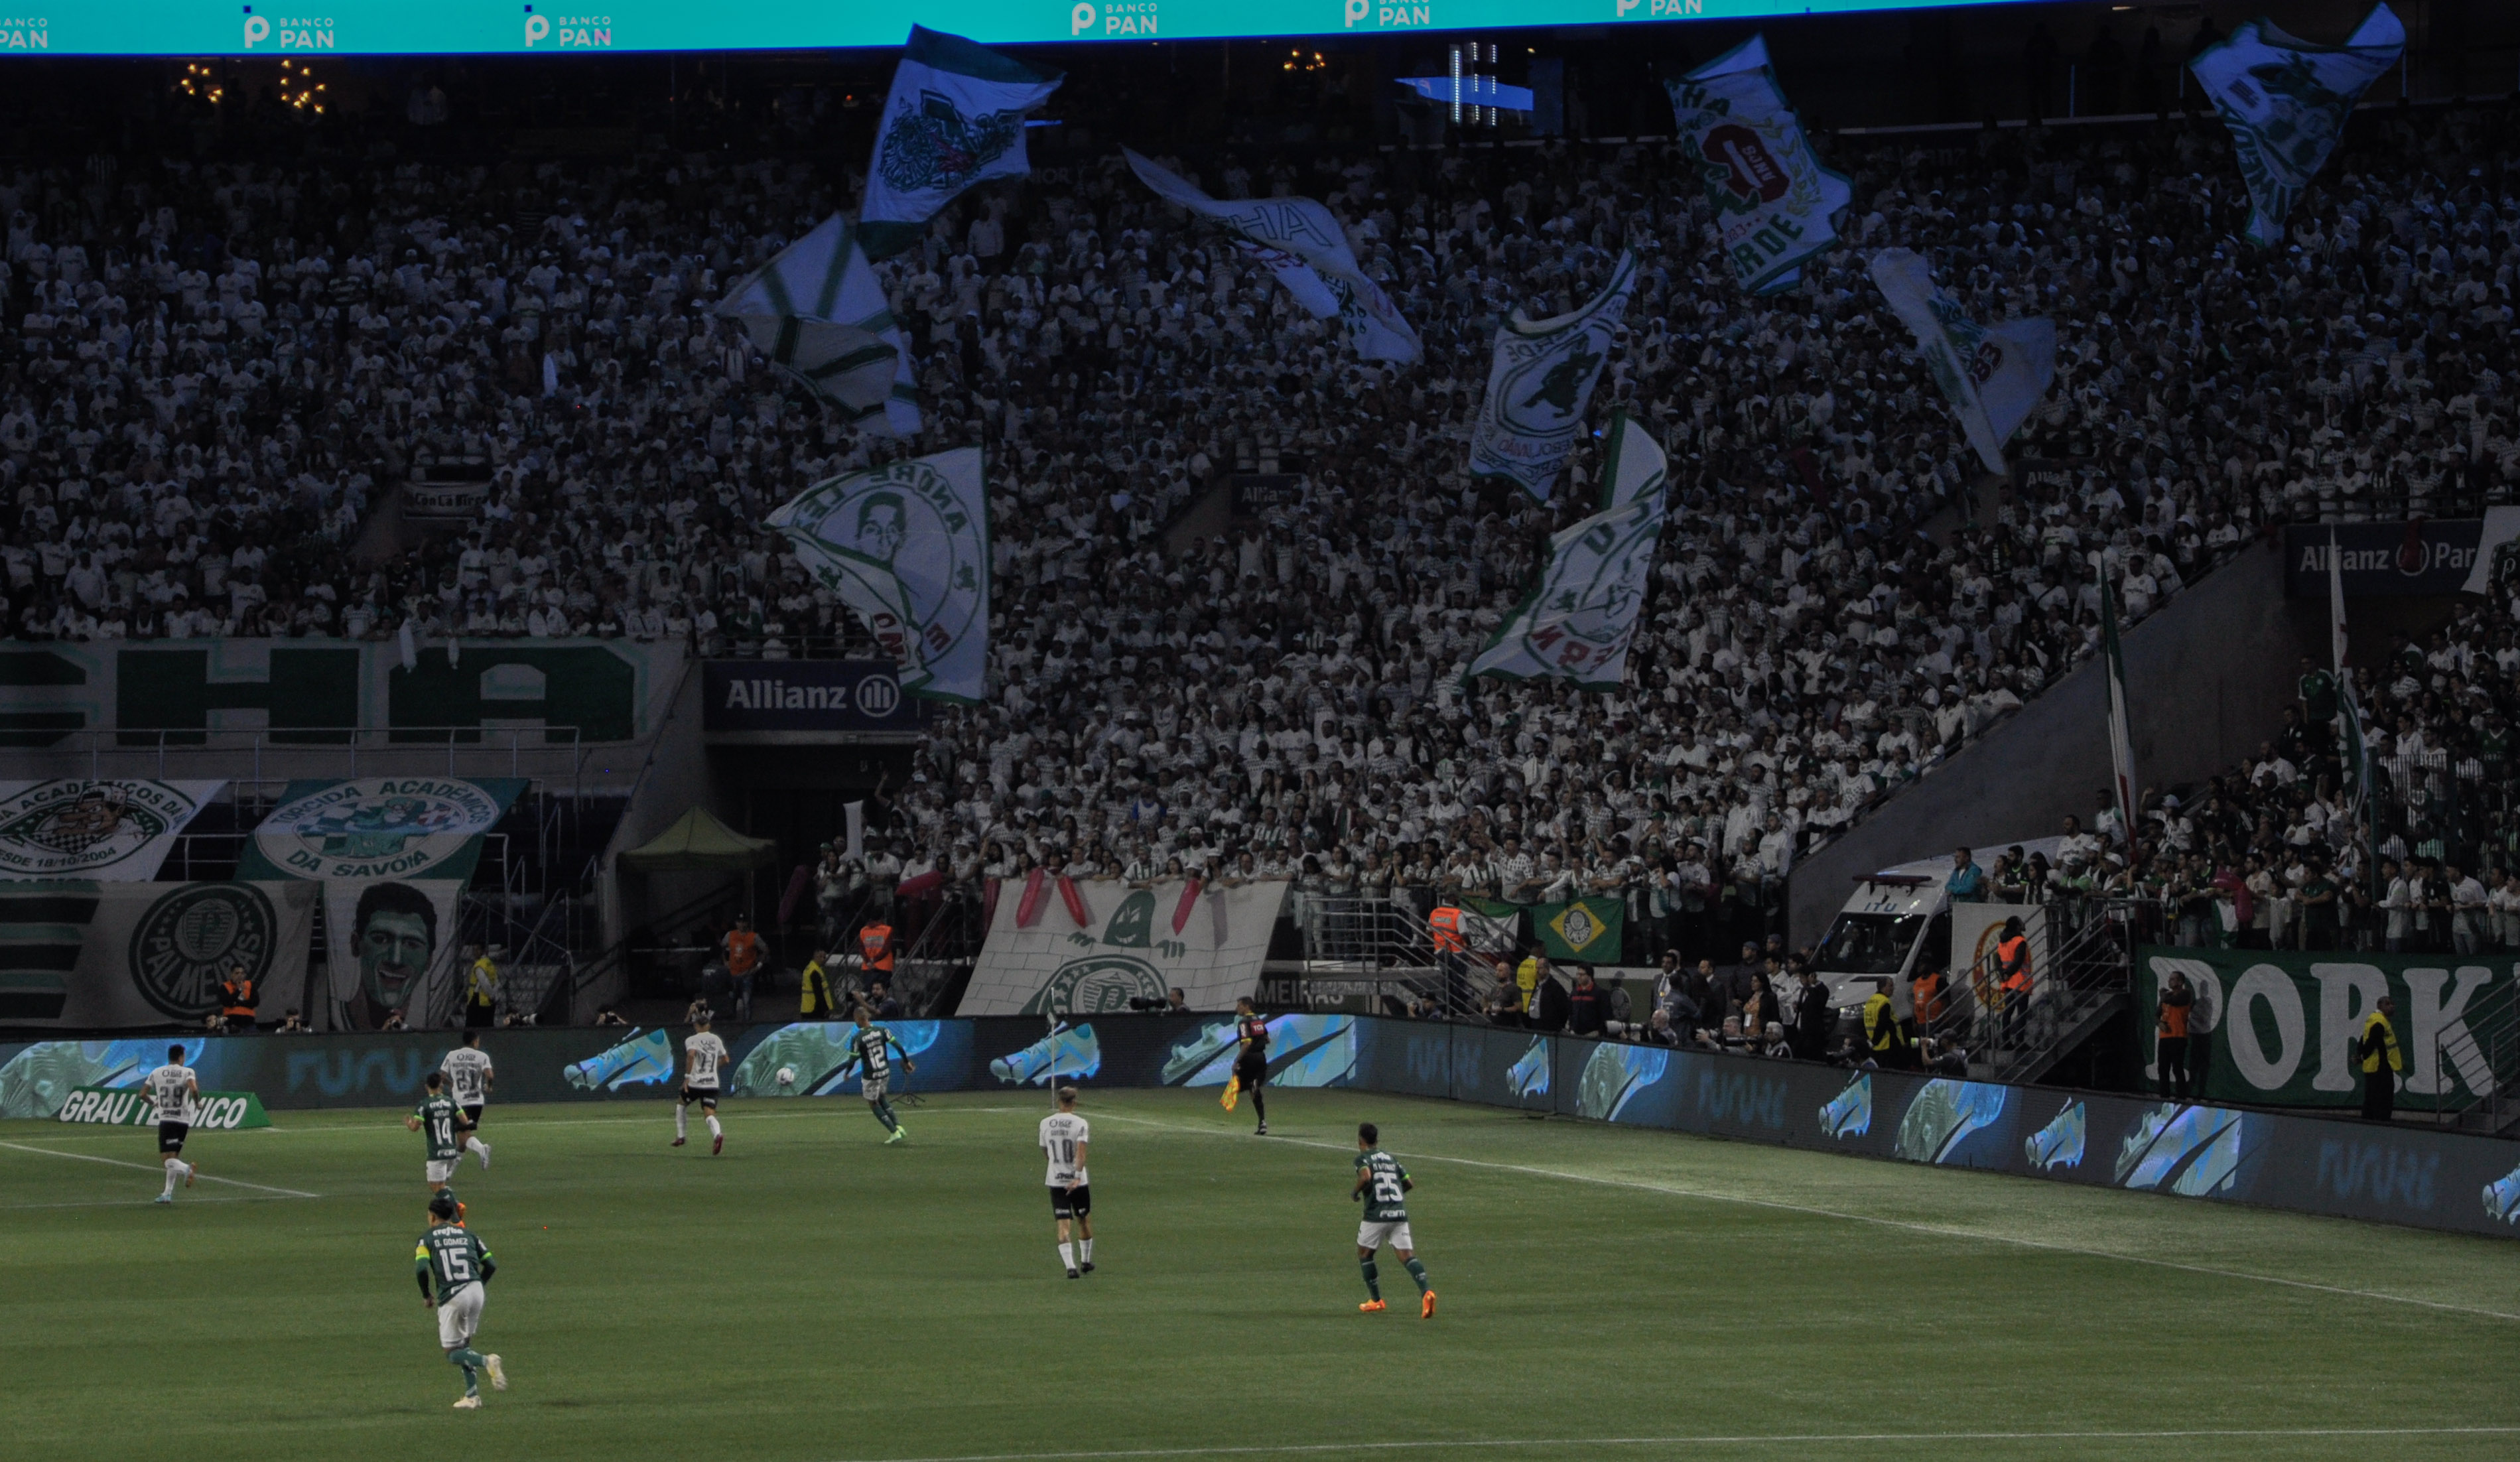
[5,1015,2517,1239]
[0,0,2032,56]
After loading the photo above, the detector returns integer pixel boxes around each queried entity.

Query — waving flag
[1666,36,1853,296]
[860,27,1063,261]
[1467,251,1639,501]
[1467,411,1668,690]
[717,215,908,427]
[2192,4,2403,246]
[1870,249,2054,474]
[1123,148,1420,364]
[765,448,990,703]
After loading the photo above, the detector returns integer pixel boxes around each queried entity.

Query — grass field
[5,1087,2518,1462]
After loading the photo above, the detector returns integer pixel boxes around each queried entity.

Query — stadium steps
[1985,990,2128,1087]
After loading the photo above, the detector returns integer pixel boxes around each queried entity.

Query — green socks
[1359,1258,1380,1301]
[873,1099,898,1132]
[1404,1258,1431,1294]
[450,1347,484,1395]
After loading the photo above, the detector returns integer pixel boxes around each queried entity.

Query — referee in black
[1233,996,1271,1136]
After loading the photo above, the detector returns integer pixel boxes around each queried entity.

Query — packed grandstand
[9,94,2518,957]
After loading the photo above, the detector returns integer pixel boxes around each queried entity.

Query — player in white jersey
[146,1044,200,1204]
[438,1031,495,1171]
[675,1016,730,1155]
[1039,1086,1093,1278]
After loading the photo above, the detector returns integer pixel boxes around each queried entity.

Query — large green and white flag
[765,448,990,704]
[716,214,915,431]
[1869,248,2054,475]
[1467,251,1639,501]
[1122,149,1420,364]
[1665,36,1853,297]
[1468,411,1667,690]
[2191,4,2403,247]
[860,27,1063,261]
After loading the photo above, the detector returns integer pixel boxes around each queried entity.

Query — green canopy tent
[617,806,779,874]
[616,807,785,997]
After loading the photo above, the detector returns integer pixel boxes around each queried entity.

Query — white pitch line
[0,1195,305,1211]
[1091,1112,2520,1323]
[0,1139,321,1198]
[827,1426,2520,1462]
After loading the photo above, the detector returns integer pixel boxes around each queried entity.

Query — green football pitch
[5,1088,2517,1462]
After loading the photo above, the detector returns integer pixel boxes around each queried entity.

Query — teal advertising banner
[5,1018,2517,1238]
[0,0,2032,57]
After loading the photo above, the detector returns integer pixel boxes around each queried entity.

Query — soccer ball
[775,1066,797,1089]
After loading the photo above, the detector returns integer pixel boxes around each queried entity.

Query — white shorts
[427,1159,456,1184]
[1357,1221,1414,1252]
[861,1075,889,1102]
[436,1283,484,1349]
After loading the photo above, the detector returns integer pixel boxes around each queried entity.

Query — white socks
[675,1106,687,1139]
[1081,1238,1094,1263]
[1058,1242,1075,1272]
[162,1160,178,1197]
[706,1115,722,1140]
[465,1138,489,1159]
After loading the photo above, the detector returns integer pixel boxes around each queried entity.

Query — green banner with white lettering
[2137,946,2517,1112]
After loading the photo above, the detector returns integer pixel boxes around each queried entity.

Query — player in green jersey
[843,1010,917,1144]
[1351,1122,1435,1318]
[415,1189,507,1408]
[406,1071,473,1197]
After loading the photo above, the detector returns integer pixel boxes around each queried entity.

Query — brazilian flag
[1534,897,1624,962]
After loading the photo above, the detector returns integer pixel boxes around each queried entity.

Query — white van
[1809,837,2066,1013]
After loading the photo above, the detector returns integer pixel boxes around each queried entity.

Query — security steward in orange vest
[219,963,259,1033]
[722,916,763,1022]
[858,919,895,980]
[2156,969,2196,1098]
[1429,904,1469,1014]
[1993,917,2033,1046]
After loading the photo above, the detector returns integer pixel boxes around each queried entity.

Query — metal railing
[1269,894,1451,1014]
[2429,974,2520,1135]
[457,886,583,1027]
[1924,898,2141,1084]
[15,725,596,798]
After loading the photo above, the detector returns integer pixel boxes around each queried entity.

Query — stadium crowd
[6,99,2520,960]
[2072,592,2520,956]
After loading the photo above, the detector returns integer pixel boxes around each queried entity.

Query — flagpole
[2098,569,2140,870]
[2330,528,2376,902]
